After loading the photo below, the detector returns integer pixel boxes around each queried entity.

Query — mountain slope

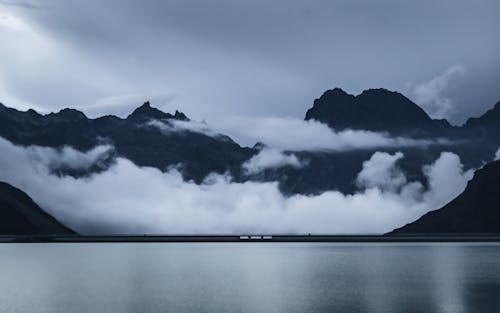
[391,160,500,234]
[0,181,75,235]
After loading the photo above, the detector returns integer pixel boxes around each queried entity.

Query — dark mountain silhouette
[305,88,453,136]
[127,101,190,122]
[0,88,499,196]
[302,87,499,180]
[0,101,254,183]
[391,160,500,233]
[1,87,500,234]
[0,181,75,235]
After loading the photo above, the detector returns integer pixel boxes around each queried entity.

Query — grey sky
[1,0,499,125]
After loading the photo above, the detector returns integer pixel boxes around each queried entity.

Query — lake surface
[0,243,499,313]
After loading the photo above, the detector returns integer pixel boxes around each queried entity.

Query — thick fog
[0,138,473,234]
[151,118,453,150]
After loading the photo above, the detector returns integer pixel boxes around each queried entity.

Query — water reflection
[0,243,499,313]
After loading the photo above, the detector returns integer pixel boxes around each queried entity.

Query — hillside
[0,181,75,235]
[391,160,500,234]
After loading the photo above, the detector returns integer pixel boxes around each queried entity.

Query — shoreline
[2,234,500,243]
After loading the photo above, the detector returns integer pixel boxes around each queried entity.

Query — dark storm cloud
[1,0,499,124]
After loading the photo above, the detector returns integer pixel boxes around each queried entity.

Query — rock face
[390,160,500,234]
[0,181,75,235]
[305,88,452,136]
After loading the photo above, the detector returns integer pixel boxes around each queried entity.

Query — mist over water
[1,243,499,313]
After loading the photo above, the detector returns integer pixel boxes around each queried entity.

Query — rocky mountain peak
[127,102,190,122]
[305,87,450,135]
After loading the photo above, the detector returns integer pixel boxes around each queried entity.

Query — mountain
[0,181,75,235]
[127,101,189,122]
[303,87,498,175]
[0,88,498,196]
[390,160,500,234]
[305,88,453,136]
[0,102,254,183]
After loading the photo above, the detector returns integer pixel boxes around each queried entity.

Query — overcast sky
[1,0,499,125]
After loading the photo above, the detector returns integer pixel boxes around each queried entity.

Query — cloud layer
[149,117,452,151]
[25,144,114,172]
[242,148,306,174]
[356,152,407,192]
[0,138,473,235]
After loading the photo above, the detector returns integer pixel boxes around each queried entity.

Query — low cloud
[412,65,465,120]
[0,138,473,235]
[356,152,407,192]
[149,116,452,151]
[421,152,474,209]
[242,148,307,174]
[495,147,500,161]
[146,119,224,139]
[25,144,114,172]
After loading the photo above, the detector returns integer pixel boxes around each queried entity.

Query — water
[0,243,499,313]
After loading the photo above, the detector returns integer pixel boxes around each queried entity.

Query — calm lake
[0,243,499,313]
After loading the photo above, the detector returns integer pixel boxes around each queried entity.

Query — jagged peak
[174,110,189,121]
[127,101,190,121]
[127,101,173,120]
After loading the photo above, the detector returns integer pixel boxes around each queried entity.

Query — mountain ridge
[1,87,500,234]
[305,88,454,136]
[1,87,499,196]
[0,101,254,183]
